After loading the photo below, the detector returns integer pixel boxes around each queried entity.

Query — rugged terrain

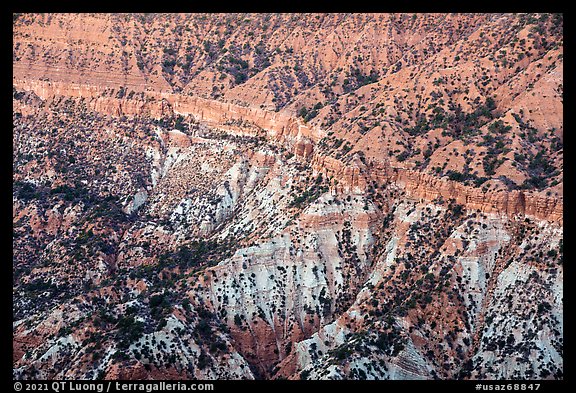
[13,13,562,380]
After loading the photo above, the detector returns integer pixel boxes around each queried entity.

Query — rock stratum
[13,13,562,380]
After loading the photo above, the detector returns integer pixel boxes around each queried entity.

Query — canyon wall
[13,77,562,224]
[13,13,563,381]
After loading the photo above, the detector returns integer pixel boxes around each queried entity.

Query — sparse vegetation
[12,12,562,381]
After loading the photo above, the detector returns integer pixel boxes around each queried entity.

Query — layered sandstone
[13,12,562,381]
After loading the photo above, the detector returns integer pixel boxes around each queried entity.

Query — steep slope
[13,13,562,380]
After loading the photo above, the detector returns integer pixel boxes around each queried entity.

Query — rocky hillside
[13,13,562,380]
